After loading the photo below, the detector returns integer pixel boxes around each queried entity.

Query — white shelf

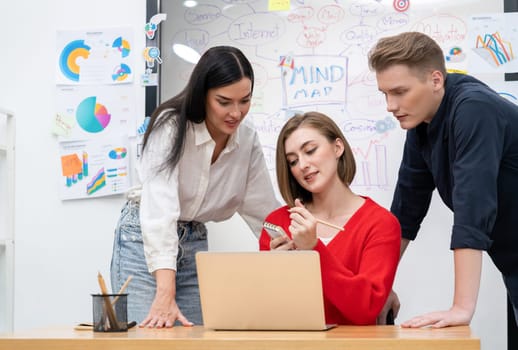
[0,239,14,333]
[0,239,13,246]
[0,109,14,333]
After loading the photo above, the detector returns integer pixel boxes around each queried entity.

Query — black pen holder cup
[91,294,128,332]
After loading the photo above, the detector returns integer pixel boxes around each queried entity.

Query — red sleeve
[259,228,271,250]
[315,208,401,324]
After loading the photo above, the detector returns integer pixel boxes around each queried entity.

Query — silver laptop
[195,250,336,330]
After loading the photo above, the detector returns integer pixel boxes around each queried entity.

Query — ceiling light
[172,44,201,64]
[183,1,198,8]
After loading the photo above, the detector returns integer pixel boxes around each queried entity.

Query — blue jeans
[503,272,518,326]
[110,201,208,324]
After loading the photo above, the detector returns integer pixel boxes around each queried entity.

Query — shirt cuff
[450,224,493,251]
[146,255,177,273]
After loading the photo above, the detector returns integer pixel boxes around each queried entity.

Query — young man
[368,31,518,328]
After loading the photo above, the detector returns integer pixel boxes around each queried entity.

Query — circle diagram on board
[59,39,91,82]
[393,0,410,12]
[112,63,132,81]
[76,96,111,133]
[108,147,127,159]
[446,46,466,63]
[112,36,131,58]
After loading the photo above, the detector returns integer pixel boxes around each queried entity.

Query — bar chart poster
[58,137,130,200]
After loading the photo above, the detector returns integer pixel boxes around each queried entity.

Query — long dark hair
[142,46,255,172]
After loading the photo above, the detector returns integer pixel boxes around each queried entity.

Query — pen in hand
[315,218,343,231]
[292,198,344,232]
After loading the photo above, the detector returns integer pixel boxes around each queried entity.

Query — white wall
[0,0,146,330]
[0,1,507,349]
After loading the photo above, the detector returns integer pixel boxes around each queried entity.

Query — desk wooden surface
[0,325,480,350]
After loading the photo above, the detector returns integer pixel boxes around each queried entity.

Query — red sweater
[259,197,401,325]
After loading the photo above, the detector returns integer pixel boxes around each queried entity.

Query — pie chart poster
[56,85,135,140]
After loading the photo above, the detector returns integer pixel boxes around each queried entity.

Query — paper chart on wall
[56,28,134,85]
[55,85,136,141]
[58,137,130,200]
[467,13,518,74]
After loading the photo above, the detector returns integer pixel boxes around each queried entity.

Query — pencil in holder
[91,293,128,332]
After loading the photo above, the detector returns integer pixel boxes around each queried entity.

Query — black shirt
[391,73,518,275]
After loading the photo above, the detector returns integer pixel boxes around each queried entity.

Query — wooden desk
[0,325,480,350]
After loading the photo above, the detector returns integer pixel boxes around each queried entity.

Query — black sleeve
[449,98,503,251]
[391,131,435,240]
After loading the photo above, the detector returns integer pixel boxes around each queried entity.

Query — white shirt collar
[193,120,240,151]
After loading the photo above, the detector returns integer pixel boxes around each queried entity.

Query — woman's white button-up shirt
[135,115,280,272]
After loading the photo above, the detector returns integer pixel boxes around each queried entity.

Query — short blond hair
[368,32,446,79]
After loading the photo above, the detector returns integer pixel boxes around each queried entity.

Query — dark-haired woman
[111,46,279,328]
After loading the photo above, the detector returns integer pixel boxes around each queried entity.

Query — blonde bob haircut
[276,111,356,207]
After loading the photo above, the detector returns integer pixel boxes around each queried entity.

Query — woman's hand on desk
[140,269,194,328]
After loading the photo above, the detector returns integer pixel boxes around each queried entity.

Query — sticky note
[51,113,75,137]
[268,0,290,12]
[61,153,83,176]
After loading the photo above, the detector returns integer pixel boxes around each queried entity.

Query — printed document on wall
[468,13,518,74]
[56,28,134,85]
[58,137,130,200]
[55,85,136,141]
